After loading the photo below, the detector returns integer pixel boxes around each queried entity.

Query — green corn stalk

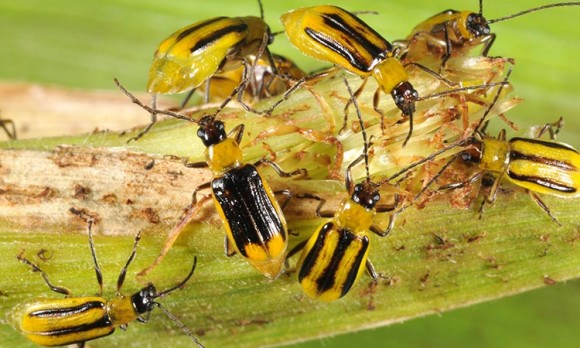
[0,1,579,347]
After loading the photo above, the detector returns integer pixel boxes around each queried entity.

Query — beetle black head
[460,138,483,164]
[132,283,157,314]
[196,116,227,147]
[391,81,419,117]
[466,13,491,38]
[352,181,381,210]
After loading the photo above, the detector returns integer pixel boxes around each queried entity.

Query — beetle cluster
[8,1,580,347]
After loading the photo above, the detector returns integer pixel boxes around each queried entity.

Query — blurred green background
[0,0,578,347]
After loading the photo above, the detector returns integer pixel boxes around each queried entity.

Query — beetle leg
[227,122,245,145]
[254,158,308,179]
[190,181,212,206]
[274,189,293,210]
[179,88,198,110]
[285,239,308,265]
[440,21,453,70]
[138,194,212,276]
[184,160,209,169]
[480,33,497,57]
[534,117,563,140]
[17,251,72,297]
[484,171,504,205]
[341,77,369,134]
[529,191,561,226]
[294,192,333,218]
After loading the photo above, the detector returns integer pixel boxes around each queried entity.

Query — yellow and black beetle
[442,119,580,224]
[287,79,448,301]
[10,210,203,348]
[288,80,392,301]
[400,1,580,68]
[115,80,306,279]
[407,74,580,225]
[140,0,292,140]
[281,5,419,145]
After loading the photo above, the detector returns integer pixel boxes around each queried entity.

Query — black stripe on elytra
[323,12,389,58]
[189,22,248,53]
[314,229,363,296]
[304,28,367,71]
[304,12,389,72]
[336,233,368,297]
[510,150,576,171]
[298,222,334,283]
[47,316,113,337]
[176,17,228,42]
[508,172,576,194]
[29,301,105,318]
[213,164,285,257]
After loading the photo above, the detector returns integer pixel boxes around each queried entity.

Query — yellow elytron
[147,16,272,95]
[281,5,419,145]
[11,213,203,347]
[504,138,579,198]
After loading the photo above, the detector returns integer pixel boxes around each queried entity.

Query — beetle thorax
[480,138,510,173]
[372,57,409,95]
[206,138,243,174]
[335,199,375,234]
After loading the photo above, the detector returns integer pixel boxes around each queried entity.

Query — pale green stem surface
[0,1,579,347]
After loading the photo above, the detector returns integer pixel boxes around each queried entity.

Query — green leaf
[0,1,579,347]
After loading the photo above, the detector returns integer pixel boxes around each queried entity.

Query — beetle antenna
[488,2,580,24]
[116,231,142,294]
[258,0,264,20]
[344,78,371,182]
[156,256,197,298]
[114,78,199,124]
[417,80,509,101]
[472,67,512,132]
[153,302,205,348]
[382,138,469,184]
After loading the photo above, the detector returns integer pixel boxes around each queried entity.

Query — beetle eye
[267,28,275,44]
[466,13,490,37]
